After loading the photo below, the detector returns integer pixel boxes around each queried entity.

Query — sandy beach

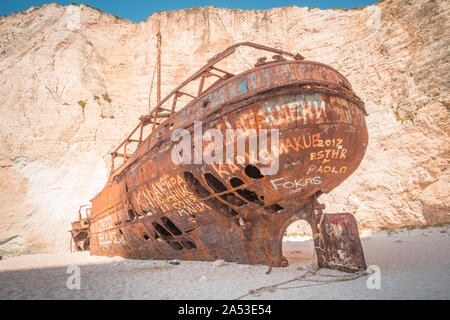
[1,225,449,300]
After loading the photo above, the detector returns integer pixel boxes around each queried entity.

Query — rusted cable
[234,268,368,300]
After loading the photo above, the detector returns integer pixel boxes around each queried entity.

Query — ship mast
[156,31,161,104]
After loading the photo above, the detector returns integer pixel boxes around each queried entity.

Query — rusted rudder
[310,212,366,273]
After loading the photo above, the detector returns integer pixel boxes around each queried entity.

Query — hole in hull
[128,209,136,220]
[282,219,314,267]
[205,197,239,217]
[230,177,263,205]
[264,204,284,213]
[245,165,264,179]
[204,173,227,192]
[161,217,183,236]
[205,173,245,206]
[167,241,183,250]
[152,222,173,240]
[181,240,197,249]
[184,172,211,197]
[184,171,239,217]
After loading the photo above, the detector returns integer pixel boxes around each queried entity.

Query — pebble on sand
[213,260,226,268]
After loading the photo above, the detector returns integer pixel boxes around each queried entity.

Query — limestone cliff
[0,0,448,252]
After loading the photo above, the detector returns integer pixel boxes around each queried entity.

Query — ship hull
[88,60,368,267]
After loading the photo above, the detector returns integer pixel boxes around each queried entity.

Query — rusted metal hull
[85,56,368,272]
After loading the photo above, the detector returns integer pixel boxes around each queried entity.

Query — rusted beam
[209,66,235,77]
[171,93,179,115]
[113,152,132,158]
[197,74,206,97]
[178,91,196,99]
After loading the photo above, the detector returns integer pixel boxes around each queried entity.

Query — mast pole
[156,31,161,104]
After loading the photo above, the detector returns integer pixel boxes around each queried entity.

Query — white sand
[0,226,449,300]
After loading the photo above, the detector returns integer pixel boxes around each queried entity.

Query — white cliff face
[0,0,448,252]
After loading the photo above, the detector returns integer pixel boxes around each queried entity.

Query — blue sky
[1,0,378,22]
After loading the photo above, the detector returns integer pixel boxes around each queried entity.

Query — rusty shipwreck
[70,41,369,273]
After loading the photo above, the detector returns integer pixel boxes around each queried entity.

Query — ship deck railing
[109,42,304,175]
